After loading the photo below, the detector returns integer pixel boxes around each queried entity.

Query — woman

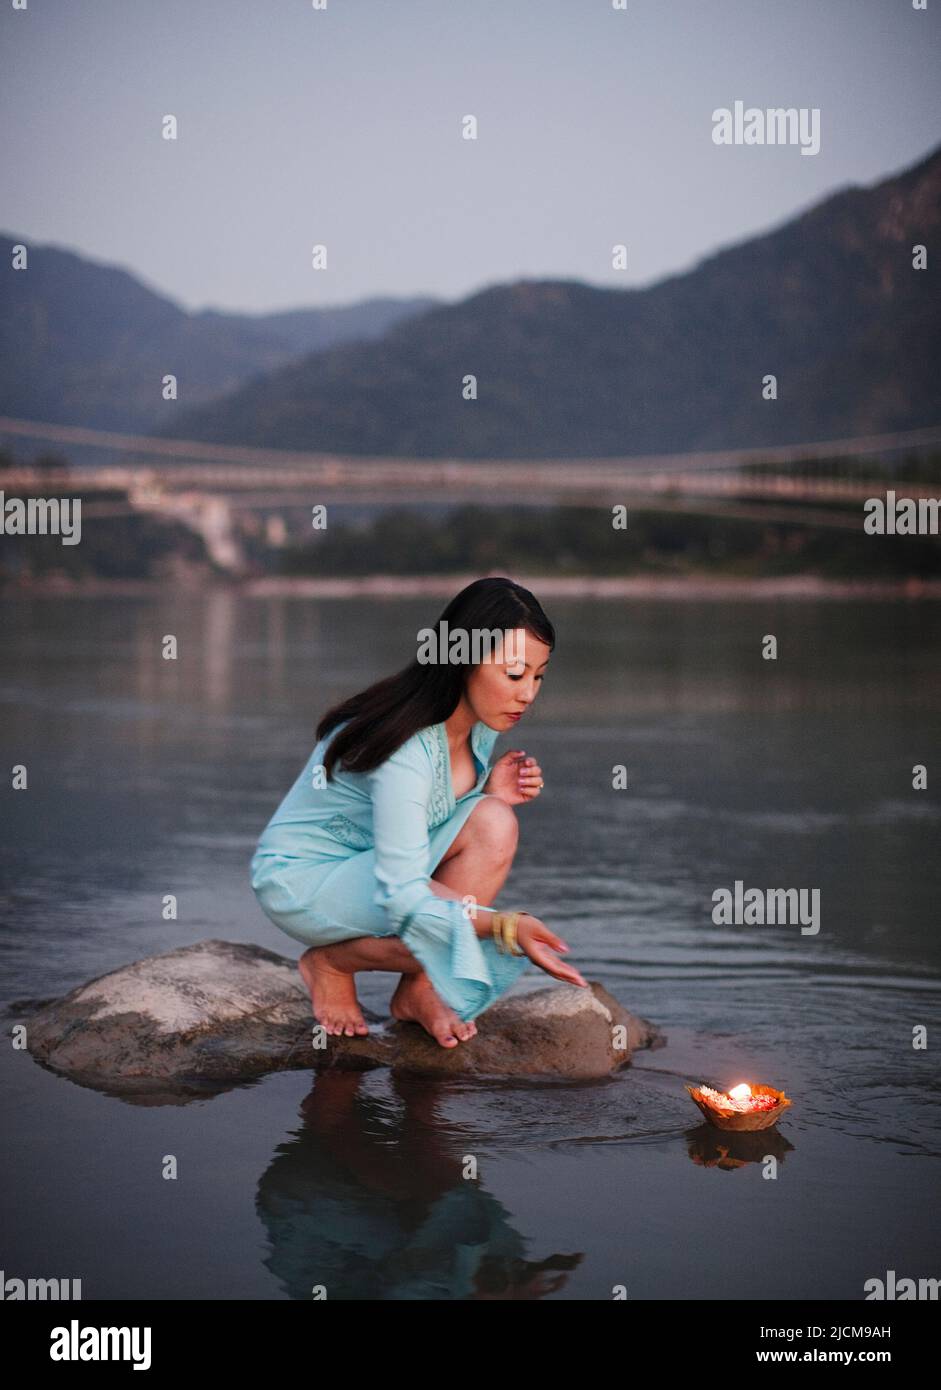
[250,576,588,1050]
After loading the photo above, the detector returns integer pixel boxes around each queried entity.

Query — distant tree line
[280,502,941,579]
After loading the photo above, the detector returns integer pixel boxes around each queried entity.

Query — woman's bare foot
[298,946,369,1037]
[390,972,478,1048]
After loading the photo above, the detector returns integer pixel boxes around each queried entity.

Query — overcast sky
[3,0,939,316]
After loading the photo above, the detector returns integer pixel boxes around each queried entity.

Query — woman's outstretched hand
[484,750,544,806]
[515,915,588,988]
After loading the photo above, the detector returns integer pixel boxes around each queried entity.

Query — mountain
[159,141,941,458]
[0,238,436,433]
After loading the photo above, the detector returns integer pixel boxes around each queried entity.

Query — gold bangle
[491,910,525,957]
[502,911,524,957]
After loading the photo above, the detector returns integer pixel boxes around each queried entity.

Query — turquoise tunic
[250,720,531,1021]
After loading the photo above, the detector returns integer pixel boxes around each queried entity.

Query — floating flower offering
[702,1083,778,1113]
[685,1080,792,1131]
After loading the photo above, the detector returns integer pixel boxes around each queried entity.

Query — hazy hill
[160,142,941,458]
[0,238,435,433]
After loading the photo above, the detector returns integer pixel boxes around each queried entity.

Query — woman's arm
[367,738,521,1015]
[368,739,502,939]
[368,739,586,994]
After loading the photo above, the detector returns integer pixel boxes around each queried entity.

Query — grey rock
[24,938,665,1098]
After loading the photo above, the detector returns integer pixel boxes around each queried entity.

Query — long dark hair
[317,576,555,779]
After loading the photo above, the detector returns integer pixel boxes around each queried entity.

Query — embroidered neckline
[421,721,494,827]
[421,723,453,828]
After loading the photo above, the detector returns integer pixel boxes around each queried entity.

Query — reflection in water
[256,1070,583,1300]
[203,587,237,710]
[263,597,288,705]
[686,1124,795,1171]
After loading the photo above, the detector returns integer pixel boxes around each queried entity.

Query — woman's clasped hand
[484,749,545,805]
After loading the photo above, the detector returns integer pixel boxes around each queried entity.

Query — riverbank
[3,572,941,600]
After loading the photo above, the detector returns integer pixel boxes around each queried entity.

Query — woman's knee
[468,795,519,858]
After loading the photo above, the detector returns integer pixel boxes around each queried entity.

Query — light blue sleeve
[367,737,500,1006]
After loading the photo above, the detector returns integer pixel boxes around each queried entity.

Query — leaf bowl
[685,1082,792,1132]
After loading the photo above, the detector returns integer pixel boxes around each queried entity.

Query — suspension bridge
[2,416,939,572]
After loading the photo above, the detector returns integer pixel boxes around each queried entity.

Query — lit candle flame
[728,1083,752,1101]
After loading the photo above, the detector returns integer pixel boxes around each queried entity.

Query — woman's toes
[448,1011,477,1041]
[432,1022,459,1047]
[330,1015,368,1037]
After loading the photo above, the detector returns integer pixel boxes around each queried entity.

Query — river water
[1,591,939,1299]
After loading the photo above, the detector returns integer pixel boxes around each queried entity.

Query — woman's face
[463,626,552,732]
